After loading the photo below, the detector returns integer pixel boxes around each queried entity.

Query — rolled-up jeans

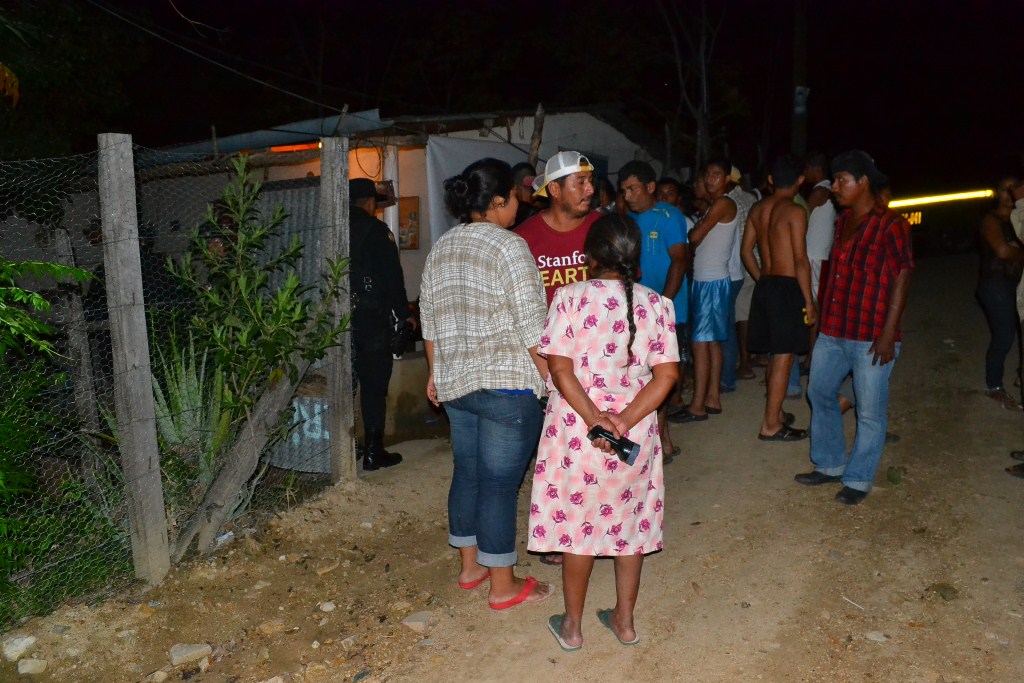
[445,389,543,567]
[807,334,900,493]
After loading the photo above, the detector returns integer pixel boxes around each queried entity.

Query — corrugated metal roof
[166,109,392,155]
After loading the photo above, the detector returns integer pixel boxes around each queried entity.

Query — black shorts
[747,275,810,355]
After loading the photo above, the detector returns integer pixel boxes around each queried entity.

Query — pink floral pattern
[529,279,678,556]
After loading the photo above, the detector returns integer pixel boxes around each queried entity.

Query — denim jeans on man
[445,389,543,567]
[807,334,900,492]
[976,277,1019,390]
[720,278,744,390]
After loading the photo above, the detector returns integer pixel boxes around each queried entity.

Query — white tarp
[425,136,527,246]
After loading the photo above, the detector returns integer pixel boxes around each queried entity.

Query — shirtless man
[741,154,817,440]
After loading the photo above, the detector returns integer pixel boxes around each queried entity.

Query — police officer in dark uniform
[349,178,413,470]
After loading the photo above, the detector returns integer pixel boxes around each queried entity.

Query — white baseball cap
[532,151,594,197]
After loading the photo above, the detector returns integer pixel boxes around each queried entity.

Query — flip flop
[704,405,722,415]
[662,445,681,465]
[458,573,490,590]
[547,614,581,652]
[489,576,550,610]
[758,424,808,442]
[666,403,689,418]
[596,608,640,645]
[668,409,708,424]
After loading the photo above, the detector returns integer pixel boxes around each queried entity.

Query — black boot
[363,429,402,471]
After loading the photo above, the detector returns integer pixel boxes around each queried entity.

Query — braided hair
[584,214,641,365]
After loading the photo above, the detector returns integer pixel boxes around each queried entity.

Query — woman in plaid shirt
[420,158,552,610]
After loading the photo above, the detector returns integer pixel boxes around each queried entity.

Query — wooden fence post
[97,133,170,585]
[321,136,357,482]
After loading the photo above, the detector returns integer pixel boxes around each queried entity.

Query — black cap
[349,177,389,202]
[831,150,888,188]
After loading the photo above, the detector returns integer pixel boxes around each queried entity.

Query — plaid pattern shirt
[420,222,547,402]
[819,205,914,342]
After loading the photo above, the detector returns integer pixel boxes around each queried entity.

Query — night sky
[12,0,1024,195]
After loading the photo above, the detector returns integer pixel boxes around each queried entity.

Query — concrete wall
[446,112,661,183]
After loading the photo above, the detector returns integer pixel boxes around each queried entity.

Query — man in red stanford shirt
[794,151,913,505]
[515,151,601,305]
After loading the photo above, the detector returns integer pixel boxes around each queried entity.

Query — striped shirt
[420,222,547,402]
[819,206,913,342]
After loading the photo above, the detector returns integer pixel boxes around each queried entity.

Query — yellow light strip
[888,189,994,208]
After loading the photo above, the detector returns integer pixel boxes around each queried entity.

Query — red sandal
[488,576,550,610]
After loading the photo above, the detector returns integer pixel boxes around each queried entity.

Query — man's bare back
[766,200,807,278]
[742,192,786,278]
[743,188,817,324]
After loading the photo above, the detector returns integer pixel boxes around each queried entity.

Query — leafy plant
[170,156,348,428]
[0,257,90,358]
[151,334,232,487]
[167,155,349,555]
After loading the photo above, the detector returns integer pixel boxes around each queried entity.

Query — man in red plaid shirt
[794,151,913,505]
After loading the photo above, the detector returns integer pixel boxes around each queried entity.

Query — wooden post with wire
[97,132,170,586]
[322,136,357,482]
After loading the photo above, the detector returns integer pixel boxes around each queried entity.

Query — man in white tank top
[670,159,738,424]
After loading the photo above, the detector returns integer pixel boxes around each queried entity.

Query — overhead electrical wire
[84,0,548,158]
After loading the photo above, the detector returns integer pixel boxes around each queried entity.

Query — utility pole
[790,0,808,157]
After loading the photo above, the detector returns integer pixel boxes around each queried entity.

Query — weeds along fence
[0,134,356,629]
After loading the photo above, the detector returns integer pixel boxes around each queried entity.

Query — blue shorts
[690,278,731,342]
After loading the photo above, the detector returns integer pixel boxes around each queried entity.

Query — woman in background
[976,177,1024,409]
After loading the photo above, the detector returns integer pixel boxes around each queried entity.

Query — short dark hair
[443,158,514,223]
[703,158,732,177]
[656,177,684,193]
[617,160,657,186]
[511,162,535,183]
[804,151,829,176]
[770,154,804,188]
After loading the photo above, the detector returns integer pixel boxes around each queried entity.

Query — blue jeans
[720,278,744,389]
[976,278,1019,390]
[445,390,543,567]
[807,334,900,492]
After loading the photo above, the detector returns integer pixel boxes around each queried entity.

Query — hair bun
[446,176,469,198]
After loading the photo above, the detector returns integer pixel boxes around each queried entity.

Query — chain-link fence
[0,136,354,629]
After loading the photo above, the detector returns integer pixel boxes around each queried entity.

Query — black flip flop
[539,553,564,566]
[758,424,807,442]
[669,409,708,424]
[704,405,722,415]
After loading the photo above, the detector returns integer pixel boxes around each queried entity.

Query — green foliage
[170,156,349,430]
[0,355,130,627]
[0,457,130,627]
[150,333,233,533]
[0,256,90,358]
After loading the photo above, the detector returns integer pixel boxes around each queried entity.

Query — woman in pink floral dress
[528,214,679,651]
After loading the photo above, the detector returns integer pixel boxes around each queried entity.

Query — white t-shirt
[805,180,836,262]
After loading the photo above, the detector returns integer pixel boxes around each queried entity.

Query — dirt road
[3,252,1023,683]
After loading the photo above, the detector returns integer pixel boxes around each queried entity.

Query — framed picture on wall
[398,196,419,250]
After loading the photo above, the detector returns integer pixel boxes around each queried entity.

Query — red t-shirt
[515,211,601,305]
